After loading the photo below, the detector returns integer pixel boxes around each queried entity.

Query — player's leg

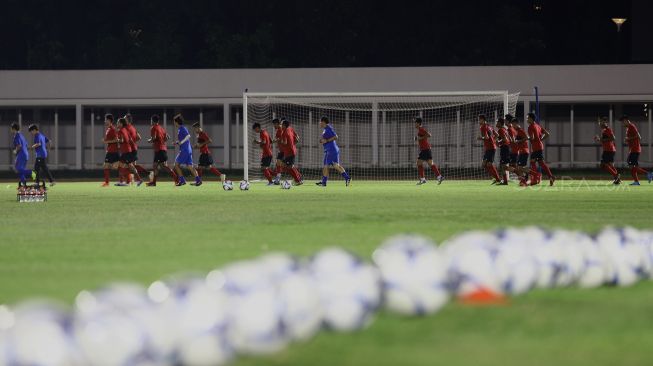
[332,162,351,186]
[185,154,202,186]
[39,158,55,186]
[416,159,426,185]
[317,165,329,186]
[283,155,302,184]
[426,159,444,185]
[483,151,501,183]
[15,157,27,187]
[174,160,186,186]
[128,162,143,186]
[534,151,555,185]
[274,152,285,184]
[33,158,44,188]
[261,156,274,185]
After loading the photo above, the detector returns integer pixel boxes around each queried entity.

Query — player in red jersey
[495,118,512,185]
[252,122,275,185]
[114,117,142,186]
[280,118,303,185]
[621,115,652,185]
[506,115,519,178]
[527,113,555,186]
[414,117,444,185]
[511,118,531,186]
[192,122,226,183]
[124,114,149,177]
[477,114,502,184]
[271,118,285,184]
[593,117,620,185]
[146,114,177,186]
[101,114,120,187]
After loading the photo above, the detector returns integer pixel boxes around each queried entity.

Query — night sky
[0,0,648,70]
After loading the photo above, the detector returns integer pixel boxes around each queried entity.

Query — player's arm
[320,133,338,144]
[176,134,190,145]
[294,133,300,143]
[135,132,142,142]
[195,136,212,149]
[417,131,431,141]
[477,128,489,141]
[541,127,551,141]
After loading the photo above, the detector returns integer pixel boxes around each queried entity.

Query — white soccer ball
[239,180,250,191]
[498,227,559,289]
[222,180,234,191]
[372,235,450,316]
[0,301,80,366]
[493,237,539,295]
[281,180,292,190]
[575,232,609,288]
[310,248,381,332]
[596,227,647,287]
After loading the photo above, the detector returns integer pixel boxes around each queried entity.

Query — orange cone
[458,287,508,306]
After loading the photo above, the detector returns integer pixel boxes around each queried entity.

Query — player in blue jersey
[28,124,55,188]
[11,123,34,187]
[316,116,351,186]
[173,114,202,186]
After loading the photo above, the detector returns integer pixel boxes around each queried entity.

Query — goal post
[243,91,519,182]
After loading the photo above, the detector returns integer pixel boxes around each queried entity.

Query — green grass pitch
[1,180,653,366]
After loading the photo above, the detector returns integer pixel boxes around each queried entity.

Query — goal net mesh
[244,92,520,182]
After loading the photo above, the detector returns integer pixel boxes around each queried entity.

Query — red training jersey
[626,123,641,153]
[118,128,133,153]
[197,131,211,155]
[507,126,518,154]
[275,127,284,150]
[105,126,119,153]
[480,124,496,151]
[417,127,431,151]
[528,123,544,152]
[515,127,529,154]
[498,127,511,147]
[260,130,273,157]
[126,124,139,151]
[601,127,616,153]
[150,124,167,152]
[281,127,298,156]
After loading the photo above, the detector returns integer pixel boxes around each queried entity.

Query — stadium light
[611,18,627,32]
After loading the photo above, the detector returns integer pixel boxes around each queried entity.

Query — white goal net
[243,92,519,182]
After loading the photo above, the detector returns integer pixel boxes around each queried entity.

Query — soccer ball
[493,238,539,295]
[309,248,381,332]
[281,180,292,190]
[596,227,647,287]
[222,180,234,191]
[575,232,609,288]
[498,227,559,289]
[239,180,250,191]
[372,235,450,316]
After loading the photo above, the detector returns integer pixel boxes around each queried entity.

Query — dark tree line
[0,0,633,69]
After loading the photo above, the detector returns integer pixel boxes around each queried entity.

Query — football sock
[418,165,425,179]
[321,176,328,185]
[197,168,203,177]
[103,168,110,184]
[341,171,350,180]
[635,166,648,174]
[488,165,501,181]
[210,167,222,177]
[538,161,554,178]
[631,167,639,182]
[135,164,148,174]
[263,168,273,182]
[430,164,441,177]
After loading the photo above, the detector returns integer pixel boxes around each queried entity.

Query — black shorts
[131,150,139,162]
[627,152,640,166]
[517,153,529,167]
[276,152,285,161]
[509,153,518,165]
[198,153,214,167]
[105,152,120,164]
[499,146,511,165]
[530,150,544,161]
[418,149,433,161]
[153,150,168,163]
[120,152,134,164]
[483,149,496,163]
[283,155,296,166]
[601,151,615,164]
[261,156,273,167]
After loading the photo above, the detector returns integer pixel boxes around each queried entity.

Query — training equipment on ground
[16,186,47,203]
[239,180,250,191]
[244,91,519,182]
[281,180,292,189]
[223,180,234,191]
[372,235,449,316]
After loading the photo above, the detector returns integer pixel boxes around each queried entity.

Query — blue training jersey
[178,126,192,153]
[33,132,48,158]
[322,125,339,153]
[13,132,29,158]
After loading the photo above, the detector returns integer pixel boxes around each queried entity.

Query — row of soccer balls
[1,226,652,366]
[223,180,292,190]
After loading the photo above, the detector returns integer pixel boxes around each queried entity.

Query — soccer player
[114,117,140,186]
[593,117,621,184]
[102,114,120,187]
[173,114,202,186]
[511,118,531,186]
[526,113,555,186]
[11,123,33,187]
[495,118,512,185]
[621,115,652,185]
[280,118,303,185]
[252,123,275,185]
[28,124,56,188]
[271,118,285,184]
[146,114,177,186]
[316,116,351,186]
[506,115,519,178]
[477,114,502,184]
[413,117,444,185]
[192,122,226,183]
[124,114,149,177]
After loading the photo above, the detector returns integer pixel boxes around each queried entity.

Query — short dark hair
[105,113,114,122]
[600,116,609,122]
[281,118,290,127]
[252,123,261,130]
[117,117,127,126]
[320,116,330,124]
[10,123,20,131]
[619,115,629,121]
[173,114,184,125]
[496,118,505,125]
[504,114,514,121]
[511,117,519,124]
[151,114,160,124]
[28,124,38,131]
[192,122,201,128]
[272,118,280,124]
[478,114,487,121]
[414,116,423,125]
[527,112,537,121]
